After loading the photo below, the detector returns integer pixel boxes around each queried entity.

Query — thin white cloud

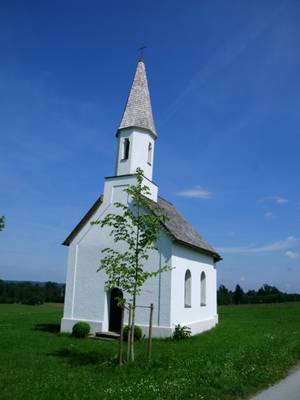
[275,197,289,204]
[258,196,289,205]
[177,186,212,199]
[285,251,300,260]
[218,236,300,254]
[264,212,274,219]
[159,3,286,125]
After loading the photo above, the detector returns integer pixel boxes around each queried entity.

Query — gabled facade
[61,58,221,337]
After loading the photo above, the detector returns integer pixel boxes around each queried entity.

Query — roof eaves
[116,125,157,139]
[62,195,103,246]
[173,238,222,262]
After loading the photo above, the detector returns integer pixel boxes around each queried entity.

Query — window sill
[184,305,192,308]
[200,303,206,307]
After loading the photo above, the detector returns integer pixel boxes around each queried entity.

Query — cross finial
[138,46,147,62]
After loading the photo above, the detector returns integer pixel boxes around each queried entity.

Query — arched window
[147,142,152,165]
[201,271,206,306]
[122,138,130,160]
[184,269,191,307]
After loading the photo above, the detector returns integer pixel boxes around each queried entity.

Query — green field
[1,303,300,400]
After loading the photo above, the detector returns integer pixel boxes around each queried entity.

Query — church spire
[118,59,157,137]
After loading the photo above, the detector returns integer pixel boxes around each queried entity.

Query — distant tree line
[0,280,65,305]
[218,284,300,305]
[1,279,299,306]
[0,216,5,231]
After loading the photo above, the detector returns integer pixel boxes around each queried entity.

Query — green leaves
[94,168,170,301]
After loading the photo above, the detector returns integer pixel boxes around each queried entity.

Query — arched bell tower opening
[122,138,130,160]
[108,287,123,333]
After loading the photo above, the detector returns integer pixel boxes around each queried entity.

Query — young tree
[217,284,233,305]
[0,216,5,231]
[233,284,245,305]
[92,168,169,361]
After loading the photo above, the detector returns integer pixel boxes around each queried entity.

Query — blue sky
[1,0,299,291]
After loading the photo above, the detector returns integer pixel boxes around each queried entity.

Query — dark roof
[62,196,103,246]
[149,197,221,261]
[62,195,221,261]
[118,60,157,137]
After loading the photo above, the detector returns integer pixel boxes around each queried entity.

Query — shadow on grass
[33,323,61,333]
[51,347,116,366]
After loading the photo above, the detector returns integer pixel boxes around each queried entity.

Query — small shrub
[172,324,191,340]
[72,322,90,338]
[123,325,143,341]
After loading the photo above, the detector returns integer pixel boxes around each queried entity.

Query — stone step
[95,331,120,340]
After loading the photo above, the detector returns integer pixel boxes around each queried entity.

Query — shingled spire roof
[118,59,157,137]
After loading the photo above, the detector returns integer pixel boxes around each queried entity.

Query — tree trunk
[118,305,125,366]
[130,299,136,361]
[130,204,140,362]
[127,304,132,362]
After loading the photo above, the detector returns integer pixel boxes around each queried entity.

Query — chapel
[61,57,221,337]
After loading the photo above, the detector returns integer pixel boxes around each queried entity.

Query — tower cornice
[116,126,157,140]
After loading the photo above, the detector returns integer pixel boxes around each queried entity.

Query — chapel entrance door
[109,287,123,333]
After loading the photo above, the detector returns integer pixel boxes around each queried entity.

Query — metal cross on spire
[138,46,147,62]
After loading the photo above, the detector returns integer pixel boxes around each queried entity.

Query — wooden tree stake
[127,304,132,362]
[118,305,125,366]
[147,303,154,361]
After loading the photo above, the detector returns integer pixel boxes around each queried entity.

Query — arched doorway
[109,287,123,333]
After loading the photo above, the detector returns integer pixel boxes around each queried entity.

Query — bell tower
[115,58,157,181]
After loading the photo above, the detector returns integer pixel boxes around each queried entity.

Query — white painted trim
[71,245,79,319]
[61,315,218,339]
[184,316,218,335]
[61,317,103,334]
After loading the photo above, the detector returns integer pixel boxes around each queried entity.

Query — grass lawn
[0,303,300,400]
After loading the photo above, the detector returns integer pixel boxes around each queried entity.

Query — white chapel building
[61,57,222,337]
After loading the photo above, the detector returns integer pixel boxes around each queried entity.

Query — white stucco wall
[62,174,219,338]
[104,174,158,202]
[170,243,218,335]
[115,128,155,181]
[61,174,172,337]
